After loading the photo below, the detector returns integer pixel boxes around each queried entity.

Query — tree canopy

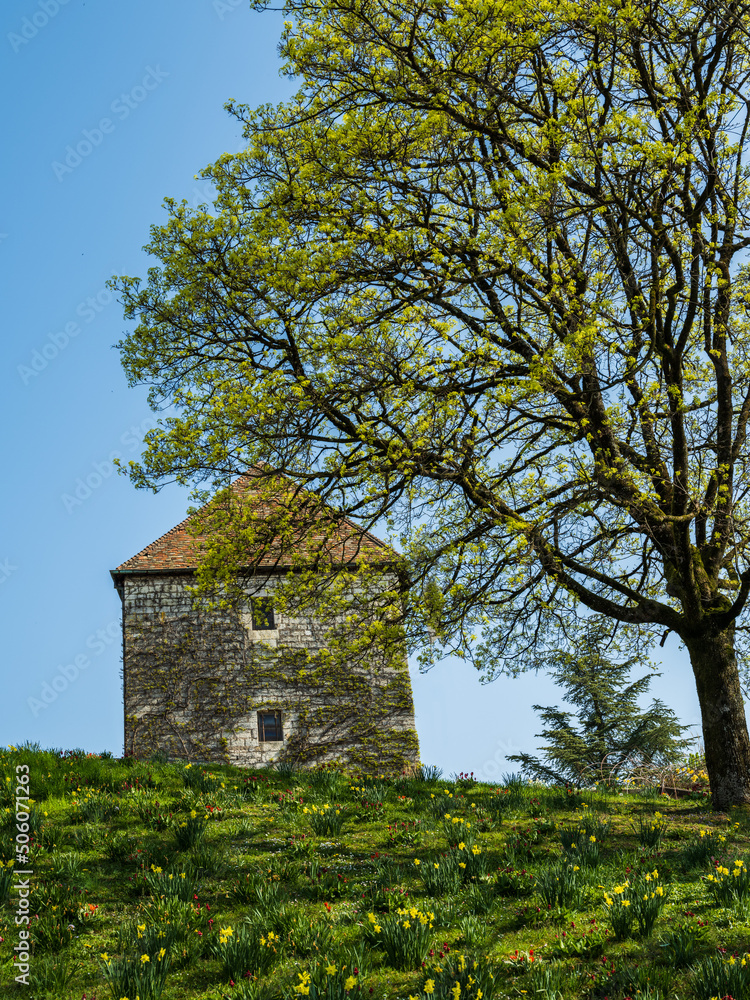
[114,0,750,805]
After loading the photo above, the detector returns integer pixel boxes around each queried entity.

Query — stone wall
[120,572,419,772]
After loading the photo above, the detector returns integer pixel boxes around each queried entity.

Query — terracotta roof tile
[114,474,396,574]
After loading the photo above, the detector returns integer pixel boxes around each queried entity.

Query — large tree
[115,0,750,807]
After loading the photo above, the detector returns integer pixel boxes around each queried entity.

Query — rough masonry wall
[121,573,419,772]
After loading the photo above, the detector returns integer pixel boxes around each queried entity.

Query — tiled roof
[113,473,396,574]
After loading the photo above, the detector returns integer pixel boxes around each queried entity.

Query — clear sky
[1,0,709,776]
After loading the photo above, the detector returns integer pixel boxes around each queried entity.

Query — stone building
[111,475,419,771]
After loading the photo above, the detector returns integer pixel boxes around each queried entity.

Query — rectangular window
[258,710,283,742]
[251,597,275,630]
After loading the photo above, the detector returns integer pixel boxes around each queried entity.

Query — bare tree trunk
[686,627,750,810]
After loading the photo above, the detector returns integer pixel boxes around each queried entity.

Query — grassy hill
[0,744,747,1000]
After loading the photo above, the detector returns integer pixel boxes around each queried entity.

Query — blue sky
[1,0,707,776]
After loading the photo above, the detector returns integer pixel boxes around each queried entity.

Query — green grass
[0,745,745,999]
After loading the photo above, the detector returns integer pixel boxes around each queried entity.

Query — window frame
[257,709,283,742]
[251,597,276,631]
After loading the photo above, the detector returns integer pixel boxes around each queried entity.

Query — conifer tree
[508,628,690,786]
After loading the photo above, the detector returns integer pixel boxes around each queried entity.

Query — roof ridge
[119,509,199,567]
[112,473,397,575]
